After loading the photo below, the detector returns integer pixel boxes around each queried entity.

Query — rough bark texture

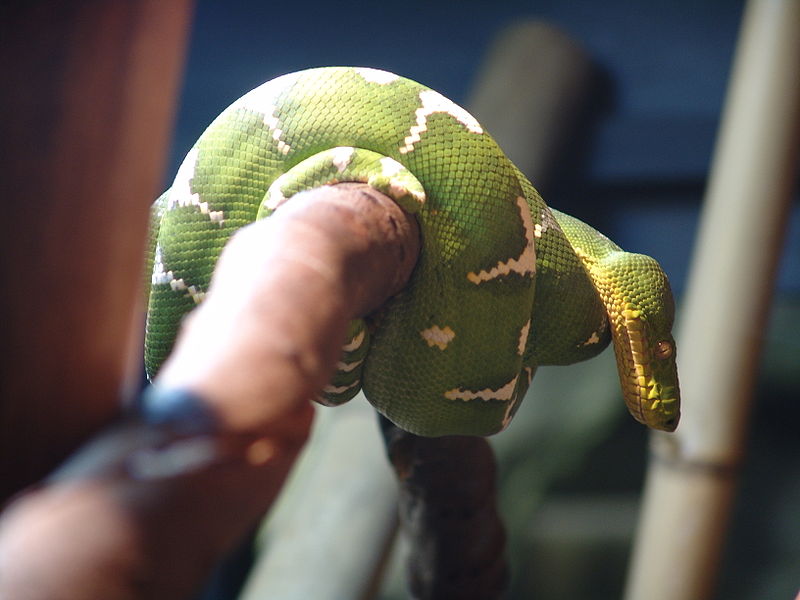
[380,417,509,600]
[0,184,420,600]
[154,183,421,434]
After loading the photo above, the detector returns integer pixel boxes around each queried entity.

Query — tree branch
[0,184,420,600]
[380,417,509,600]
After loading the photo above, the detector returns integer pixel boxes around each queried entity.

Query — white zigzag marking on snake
[151,245,205,304]
[420,325,455,350]
[166,148,225,226]
[518,319,531,355]
[336,358,365,373]
[262,105,291,155]
[332,147,355,173]
[354,67,400,85]
[151,245,172,287]
[399,90,483,154]
[467,196,536,284]
[539,208,559,237]
[501,367,533,427]
[237,72,300,156]
[380,156,426,205]
[445,374,519,402]
[323,380,361,395]
[580,331,601,346]
[534,208,560,239]
[342,329,366,352]
[264,185,286,210]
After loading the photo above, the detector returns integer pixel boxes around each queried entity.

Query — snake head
[602,253,681,432]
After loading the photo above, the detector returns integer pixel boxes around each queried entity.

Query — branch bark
[380,417,509,600]
[0,184,420,600]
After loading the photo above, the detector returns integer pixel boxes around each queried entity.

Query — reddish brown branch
[0,184,420,600]
[154,183,420,433]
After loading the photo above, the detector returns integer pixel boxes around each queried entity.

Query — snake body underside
[145,67,680,437]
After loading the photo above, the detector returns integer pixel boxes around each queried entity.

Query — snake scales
[144,67,680,437]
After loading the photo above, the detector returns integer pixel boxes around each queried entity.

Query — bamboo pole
[624,1,800,598]
[0,0,192,500]
[0,184,421,599]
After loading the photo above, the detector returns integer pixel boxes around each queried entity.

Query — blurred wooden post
[0,1,193,500]
[467,21,604,199]
[625,1,800,598]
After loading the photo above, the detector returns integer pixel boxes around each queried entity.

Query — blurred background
[164,1,798,599]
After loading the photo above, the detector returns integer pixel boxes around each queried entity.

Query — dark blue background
[166,0,798,297]
[171,4,799,598]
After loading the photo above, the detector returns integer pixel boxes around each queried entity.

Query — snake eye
[655,340,673,360]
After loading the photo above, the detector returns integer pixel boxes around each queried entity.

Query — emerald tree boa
[145,67,680,437]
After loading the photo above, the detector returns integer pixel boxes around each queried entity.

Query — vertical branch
[625,1,800,598]
[380,417,508,600]
[0,1,193,500]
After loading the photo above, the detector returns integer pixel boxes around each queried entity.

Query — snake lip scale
[145,66,680,437]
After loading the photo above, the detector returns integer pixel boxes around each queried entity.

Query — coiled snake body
[145,67,680,437]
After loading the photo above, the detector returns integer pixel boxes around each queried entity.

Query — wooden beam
[0,1,193,499]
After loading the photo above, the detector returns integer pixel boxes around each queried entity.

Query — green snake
[145,66,680,437]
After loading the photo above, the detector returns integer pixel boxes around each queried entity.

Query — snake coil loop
[145,67,680,436]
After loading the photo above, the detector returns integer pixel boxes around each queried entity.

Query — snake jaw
[578,250,681,433]
[612,305,680,432]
